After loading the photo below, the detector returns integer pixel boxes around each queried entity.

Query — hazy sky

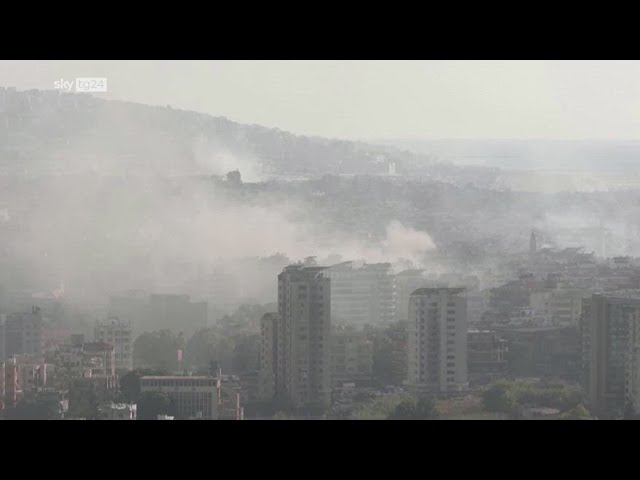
[2,60,640,140]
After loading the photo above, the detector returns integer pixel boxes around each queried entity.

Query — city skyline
[2,60,640,421]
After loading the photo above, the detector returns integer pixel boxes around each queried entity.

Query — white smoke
[382,220,436,259]
[192,134,263,182]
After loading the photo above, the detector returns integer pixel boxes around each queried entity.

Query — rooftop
[411,287,465,296]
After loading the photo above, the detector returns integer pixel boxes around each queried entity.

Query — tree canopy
[482,380,583,416]
[133,330,180,371]
[119,368,169,404]
[482,383,516,414]
[137,391,175,420]
[4,394,61,420]
[388,397,439,420]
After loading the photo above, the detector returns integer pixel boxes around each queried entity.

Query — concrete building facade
[275,265,331,410]
[140,375,220,420]
[406,288,468,395]
[330,326,373,387]
[258,312,277,401]
[394,270,430,323]
[326,262,395,326]
[3,307,43,359]
[580,293,640,418]
[94,318,133,372]
[467,329,508,385]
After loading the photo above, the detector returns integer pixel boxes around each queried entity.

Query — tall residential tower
[275,265,331,410]
[580,293,640,418]
[406,288,468,395]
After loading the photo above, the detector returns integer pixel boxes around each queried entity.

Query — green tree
[561,404,593,420]
[133,330,180,371]
[220,303,277,326]
[482,383,516,414]
[388,397,439,420]
[137,391,174,420]
[185,327,238,372]
[4,395,61,420]
[68,383,99,419]
[351,394,409,420]
[272,411,293,420]
[516,384,582,411]
[243,399,280,418]
[119,368,169,403]
[119,370,142,403]
[388,399,418,420]
[415,398,440,419]
[231,333,260,372]
[185,328,223,369]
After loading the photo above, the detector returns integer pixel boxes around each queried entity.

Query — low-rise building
[13,354,51,393]
[495,325,580,381]
[94,318,133,373]
[467,329,508,386]
[140,375,220,420]
[219,375,244,420]
[55,335,116,378]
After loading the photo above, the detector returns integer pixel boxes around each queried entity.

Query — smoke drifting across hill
[4,88,640,316]
[0,109,438,310]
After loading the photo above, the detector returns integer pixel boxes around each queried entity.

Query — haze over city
[1,60,639,420]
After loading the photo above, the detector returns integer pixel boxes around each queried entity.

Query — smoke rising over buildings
[3,61,640,421]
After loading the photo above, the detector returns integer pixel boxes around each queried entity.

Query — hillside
[0,86,498,185]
